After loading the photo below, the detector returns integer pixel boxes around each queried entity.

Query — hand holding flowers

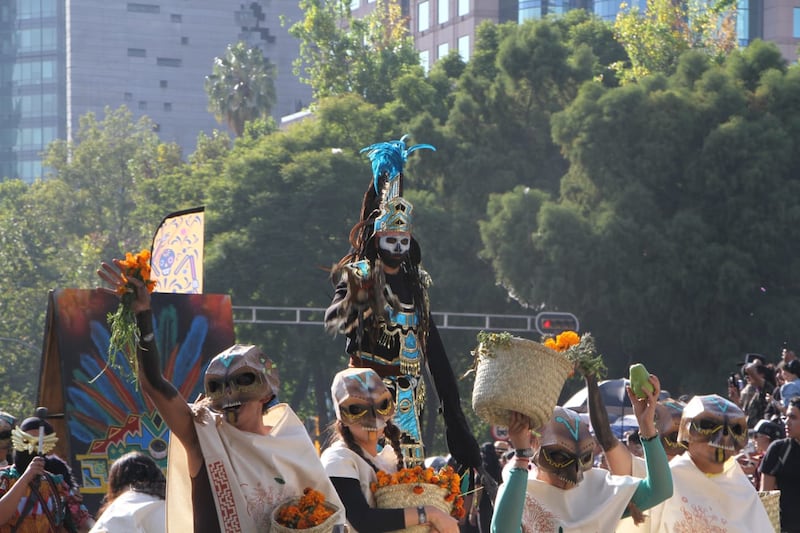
[95,250,157,386]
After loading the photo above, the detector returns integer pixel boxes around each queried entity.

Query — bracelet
[641,432,659,442]
[514,447,534,458]
[417,505,427,525]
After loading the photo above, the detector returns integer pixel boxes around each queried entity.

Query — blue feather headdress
[360,135,435,200]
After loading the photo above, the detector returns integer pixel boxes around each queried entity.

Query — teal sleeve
[490,468,527,533]
[627,437,673,514]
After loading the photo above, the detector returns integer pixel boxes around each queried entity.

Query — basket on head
[374,483,452,533]
[758,490,780,533]
[270,496,343,533]
[472,334,573,429]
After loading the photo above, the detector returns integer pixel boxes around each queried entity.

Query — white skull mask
[678,394,747,463]
[203,345,279,413]
[377,232,411,258]
[331,368,395,432]
[535,407,595,487]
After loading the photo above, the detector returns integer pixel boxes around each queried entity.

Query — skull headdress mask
[203,345,279,416]
[535,407,595,487]
[332,368,395,432]
[678,394,747,463]
[655,398,686,456]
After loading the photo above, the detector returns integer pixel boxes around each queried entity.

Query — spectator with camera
[761,397,800,532]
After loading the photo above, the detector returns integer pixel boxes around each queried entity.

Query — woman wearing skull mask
[98,260,344,532]
[641,394,773,532]
[491,373,672,533]
[321,368,459,533]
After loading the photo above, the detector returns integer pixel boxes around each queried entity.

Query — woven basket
[270,497,344,533]
[472,335,573,429]
[374,483,452,533]
[758,490,781,533]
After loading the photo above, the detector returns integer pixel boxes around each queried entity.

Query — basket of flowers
[271,487,344,532]
[471,330,606,429]
[371,465,465,532]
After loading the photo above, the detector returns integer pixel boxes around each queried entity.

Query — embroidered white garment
[166,403,344,532]
[321,441,398,532]
[521,466,640,533]
[643,454,772,533]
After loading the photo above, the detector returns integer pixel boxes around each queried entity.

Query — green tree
[613,0,738,82]
[288,0,420,105]
[480,44,800,394]
[205,42,277,136]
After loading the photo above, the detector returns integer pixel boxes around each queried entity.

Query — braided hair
[334,420,405,473]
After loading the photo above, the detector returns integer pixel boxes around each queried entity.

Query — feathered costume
[325,136,481,470]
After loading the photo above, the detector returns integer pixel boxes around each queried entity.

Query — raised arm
[586,374,633,475]
[98,260,202,474]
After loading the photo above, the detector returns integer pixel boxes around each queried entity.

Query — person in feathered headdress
[325,136,481,472]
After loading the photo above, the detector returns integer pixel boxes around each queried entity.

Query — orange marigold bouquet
[371,465,465,520]
[274,488,337,529]
[93,249,156,387]
[543,330,607,379]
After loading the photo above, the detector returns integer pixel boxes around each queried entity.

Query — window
[418,1,430,31]
[351,0,360,8]
[438,42,449,59]
[181,36,189,45]
[163,102,172,111]
[160,80,168,88]
[127,48,146,57]
[17,0,56,18]
[171,13,182,22]
[138,101,147,110]
[458,0,469,16]
[18,28,57,53]
[438,0,449,24]
[127,3,160,13]
[458,35,470,61]
[157,57,182,67]
[794,7,800,39]
[419,50,430,73]
[124,92,133,101]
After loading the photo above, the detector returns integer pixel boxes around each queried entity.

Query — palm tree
[205,42,277,136]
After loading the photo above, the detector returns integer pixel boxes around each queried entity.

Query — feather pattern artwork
[360,135,436,197]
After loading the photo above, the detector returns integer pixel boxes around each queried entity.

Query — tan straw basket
[472,335,573,429]
[374,483,452,533]
[758,490,781,533]
[270,497,344,533]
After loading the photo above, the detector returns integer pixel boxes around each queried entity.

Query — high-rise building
[0,0,311,183]
[352,0,798,72]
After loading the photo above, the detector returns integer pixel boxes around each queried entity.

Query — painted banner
[151,206,205,294]
[37,289,235,514]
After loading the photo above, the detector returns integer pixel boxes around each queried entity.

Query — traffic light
[535,312,579,336]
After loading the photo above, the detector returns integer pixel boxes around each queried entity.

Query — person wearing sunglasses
[321,368,459,533]
[491,372,672,533]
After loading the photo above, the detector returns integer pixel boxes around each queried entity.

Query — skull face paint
[331,368,395,432]
[678,394,747,463]
[535,407,595,487]
[376,231,411,267]
[203,345,279,424]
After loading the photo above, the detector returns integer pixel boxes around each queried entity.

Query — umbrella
[563,378,670,420]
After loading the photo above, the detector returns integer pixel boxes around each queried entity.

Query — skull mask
[655,398,686,456]
[332,368,395,432]
[678,394,747,463]
[203,345,279,419]
[535,407,595,487]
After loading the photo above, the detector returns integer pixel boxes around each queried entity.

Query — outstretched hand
[97,260,151,314]
[627,374,660,439]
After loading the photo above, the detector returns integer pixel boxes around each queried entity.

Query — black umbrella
[563,378,670,420]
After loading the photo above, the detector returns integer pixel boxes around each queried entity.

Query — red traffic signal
[535,312,579,335]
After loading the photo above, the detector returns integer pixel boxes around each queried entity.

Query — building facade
[0,0,311,183]
[351,0,799,72]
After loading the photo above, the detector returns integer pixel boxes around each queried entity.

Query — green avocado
[629,363,654,398]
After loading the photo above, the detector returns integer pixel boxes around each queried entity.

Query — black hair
[329,419,405,473]
[97,451,165,518]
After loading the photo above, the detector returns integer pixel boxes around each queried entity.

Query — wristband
[641,432,659,442]
[514,447,534,458]
[417,505,427,525]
